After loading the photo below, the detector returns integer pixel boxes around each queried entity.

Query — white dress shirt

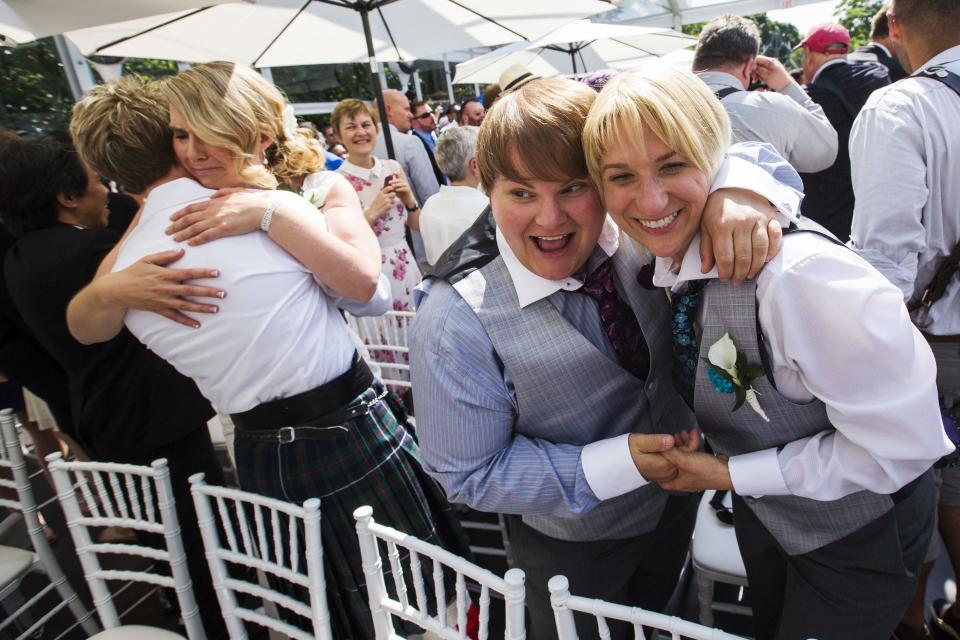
[113,178,390,414]
[697,71,838,173]
[419,185,489,265]
[582,159,951,500]
[849,45,960,334]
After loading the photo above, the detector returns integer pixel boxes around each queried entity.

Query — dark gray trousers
[733,470,936,640]
[504,494,698,640]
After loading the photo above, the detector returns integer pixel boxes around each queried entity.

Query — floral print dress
[336,157,421,311]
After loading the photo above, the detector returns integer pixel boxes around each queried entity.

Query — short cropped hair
[331,99,378,137]
[476,77,595,193]
[70,76,175,194]
[870,6,892,39]
[583,66,731,192]
[0,138,89,237]
[458,97,482,124]
[693,15,761,70]
[891,0,960,32]
[436,125,479,182]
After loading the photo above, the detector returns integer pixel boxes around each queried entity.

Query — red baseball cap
[794,22,851,54]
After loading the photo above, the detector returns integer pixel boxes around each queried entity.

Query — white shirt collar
[340,156,386,179]
[496,215,621,308]
[143,177,211,213]
[652,205,796,293]
[920,44,960,72]
[695,70,744,90]
[871,41,892,57]
[811,57,848,84]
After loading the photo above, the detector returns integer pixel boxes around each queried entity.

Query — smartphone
[383,174,396,187]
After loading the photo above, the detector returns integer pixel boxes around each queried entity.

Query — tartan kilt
[233,381,472,639]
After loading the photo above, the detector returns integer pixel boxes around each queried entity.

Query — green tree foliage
[682,13,801,65]
[834,0,884,49]
[0,38,74,135]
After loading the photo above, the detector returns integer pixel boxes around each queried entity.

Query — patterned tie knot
[579,258,650,381]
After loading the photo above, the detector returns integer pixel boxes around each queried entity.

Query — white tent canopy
[67,0,612,67]
[454,21,695,84]
[602,0,828,29]
[0,0,245,43]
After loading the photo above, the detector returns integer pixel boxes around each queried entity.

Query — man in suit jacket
[849,6,908,81]
[795,22,890,242]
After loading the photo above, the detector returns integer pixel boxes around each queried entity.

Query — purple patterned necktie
[580,258,650,380]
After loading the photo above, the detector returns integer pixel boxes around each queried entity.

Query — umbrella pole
[360,5,396,160]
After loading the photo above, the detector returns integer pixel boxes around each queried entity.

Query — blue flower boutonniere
[704,332,770,422]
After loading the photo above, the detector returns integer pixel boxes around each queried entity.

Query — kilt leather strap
[231,352,374,433]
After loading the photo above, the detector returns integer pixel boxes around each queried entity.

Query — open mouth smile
[531,233,573,252]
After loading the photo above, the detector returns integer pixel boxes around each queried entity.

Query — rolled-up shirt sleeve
[409,279,603,516]
[730,242,953,500]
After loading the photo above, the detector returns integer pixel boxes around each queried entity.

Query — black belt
[231,353,375,441]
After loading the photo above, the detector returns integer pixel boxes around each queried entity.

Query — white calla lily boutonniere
[704,332,770,422]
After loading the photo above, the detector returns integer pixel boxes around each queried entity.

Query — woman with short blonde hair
[583,66,948,639]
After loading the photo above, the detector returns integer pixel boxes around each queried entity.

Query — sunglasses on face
[413,112,434,120]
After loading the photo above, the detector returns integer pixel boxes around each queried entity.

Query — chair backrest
[46,451,204,639]
[354,505,526,640]
[189,472,332,640]
[0,409,101,639]
[548,575,745,640]
[345,310,415,389]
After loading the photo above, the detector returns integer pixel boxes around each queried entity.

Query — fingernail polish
[217,291,225,299]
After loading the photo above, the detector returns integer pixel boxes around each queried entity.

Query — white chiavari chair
[189,472,331,640]
[354,505,526,640]
[691,490,750,626]
[47,452,204,639]
[548,574,746,640]
[345,310,415,390]
[0,409,101,639]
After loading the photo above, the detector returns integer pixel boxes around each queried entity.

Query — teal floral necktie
[671,279,708,409]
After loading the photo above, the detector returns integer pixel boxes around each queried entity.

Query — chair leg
[697,573,715,627]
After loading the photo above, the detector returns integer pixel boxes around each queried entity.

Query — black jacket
[800,61,890,242]
[4,224,213,460]
[851,43,908,82]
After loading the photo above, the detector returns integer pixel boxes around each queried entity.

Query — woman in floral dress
[332,98,421,311]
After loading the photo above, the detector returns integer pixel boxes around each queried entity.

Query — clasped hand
[627,430,732,492]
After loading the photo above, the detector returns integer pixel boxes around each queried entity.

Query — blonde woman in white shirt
[67,65,472,639]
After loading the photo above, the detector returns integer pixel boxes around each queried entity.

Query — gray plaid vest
[695,275,894,555]
[455,241,690,541]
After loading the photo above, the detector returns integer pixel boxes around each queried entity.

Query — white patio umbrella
[453,20,696,85]
[0,0,245,44]
[66,0,612,158]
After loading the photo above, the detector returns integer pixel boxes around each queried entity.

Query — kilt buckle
[278,426,296,444]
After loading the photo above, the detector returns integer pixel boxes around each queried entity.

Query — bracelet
[259,199,280,232]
